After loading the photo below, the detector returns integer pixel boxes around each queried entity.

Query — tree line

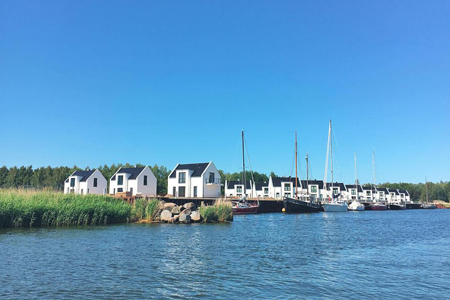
[0,165,448,202]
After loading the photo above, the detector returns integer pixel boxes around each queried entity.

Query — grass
[199,200,233,223]
[131,198,161,222]
[0,189,132,228]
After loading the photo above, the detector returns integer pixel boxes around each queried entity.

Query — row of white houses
[63,161,409,204]
[64,162,222,198]
[225,177,411,203]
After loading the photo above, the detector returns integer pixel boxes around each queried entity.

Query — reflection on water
[1,210,450,299]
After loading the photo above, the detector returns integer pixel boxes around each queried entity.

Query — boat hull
[370,204,387,210]
[232,205,259,215]
[283,198,321,213]
[322,202,348,212]
[348,201,365,211]
[389,204,406,210]
[422,204,437,209]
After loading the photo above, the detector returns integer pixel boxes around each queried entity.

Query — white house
[109,166,157,196]
[325,182,346,200]
[398,189,410,203]
[268,177,301,199]
[375,187,388,203]
[225,180,253,198]
[300,180,325,200]
[64,169,107,195]
[343,184,363,201]
[362,186,377,201]
[255,182,269,199]
[168,162,221,198]
[386,188,401,204]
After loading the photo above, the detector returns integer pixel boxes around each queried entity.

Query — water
[1,210,450,299]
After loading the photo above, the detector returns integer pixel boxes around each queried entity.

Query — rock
[180,208,191,216]
[164,202,176,210]
[190,211,201,222]
[171,206,180,215]
[169,215,179,223]
[160,209,172,222]
[183,202,196,210]
[179,213,191,224]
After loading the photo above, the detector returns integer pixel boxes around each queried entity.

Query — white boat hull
[322,201,348,212]
[348,201,365,211]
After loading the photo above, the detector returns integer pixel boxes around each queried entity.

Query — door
[179,187,186,197]
[194,186,197,197]
[173,187,176,197]
[130,188,133,195]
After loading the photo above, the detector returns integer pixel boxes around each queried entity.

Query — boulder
[180,208,191,216]
[183,202,196,210]
[169,215,179,223]
[179,213,191,224]
[171,206,181,215]
[164,202,176,210]
[160,209,172,222]
[190,211,201,222]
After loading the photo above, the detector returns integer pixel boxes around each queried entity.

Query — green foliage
[145,199,161,222]
[0,189,131,228]
[199,200,233,223]
[130,198,161,222]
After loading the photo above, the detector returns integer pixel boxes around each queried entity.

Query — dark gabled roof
[345,184,363,192]
[169,163,210,178]
[226,180,252,189]
[271,177,301,187]
[116,167,145,180]
[376,187,388,192]
[72,170,95,182]
[362,186,375,190]
[388,188,399,195]
[326,182,346,191]
[398,189,408,195]
[300,180,324,189]
[255,182,268,191]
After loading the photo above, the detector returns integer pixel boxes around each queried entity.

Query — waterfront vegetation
[0,165,449,202]
[199,200,233,223]
[0,189,131,228]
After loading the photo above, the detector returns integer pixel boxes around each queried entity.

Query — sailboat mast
[425,177,429,204]
[354,152,358,200]
[295,131,298,198]
[306,154,309,196]
[242,130,246,196]
[330,120,334,198]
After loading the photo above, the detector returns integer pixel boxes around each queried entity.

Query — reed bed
[199,200,233,223]
[0,189,131,228]
[130,198,161,222]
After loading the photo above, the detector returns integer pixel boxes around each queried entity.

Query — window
[351,189,356,196]
[366,191,370,196]
[209,172,215,183]
[144,175,147,186]
[284,184,291,191]
[380,192,384,197]
[70,178,75,188]
[87,189,89,194]
[237,194,242,198]
[194,186,197,197]
[311,186,317,193]
[276,192,280,198]
[264,188,269,194]
[285,193,291,197]
[333,188,338,195]
[94,178,98,187]
[237,186,242,193]
[173,187,176,197]
[118,188,123,192]
[118,175,123,185]
[179,172,186,183]
[81,189,83,195]
[179,186,186,197]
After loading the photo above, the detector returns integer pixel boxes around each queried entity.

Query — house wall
[109,173,131,194]
[64,175,83,194]
[135,167,157,196]
[201,162,221,198]
[85,170,107,195]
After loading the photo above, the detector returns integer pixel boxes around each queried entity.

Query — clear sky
[0,0,449,184]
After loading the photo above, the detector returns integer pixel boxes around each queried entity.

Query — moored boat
[349,201,365,211]
[322,200,348,212]
[232,199,260,214]
[389,203,406,210]
[370,202,387,210]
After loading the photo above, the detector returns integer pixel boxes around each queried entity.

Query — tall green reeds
[199,200,233,223]
[0,189,131,228]
[130,198,161,222]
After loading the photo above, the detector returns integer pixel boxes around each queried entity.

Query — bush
[199,200,233,223]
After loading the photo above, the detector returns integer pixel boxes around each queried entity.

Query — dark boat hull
[283,198,321,213]
[389,204,406,210]
[233,205,259,215]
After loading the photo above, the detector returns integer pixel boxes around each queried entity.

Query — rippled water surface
[1,210,450,299]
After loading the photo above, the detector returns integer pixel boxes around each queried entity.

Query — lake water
[1,210,450,299]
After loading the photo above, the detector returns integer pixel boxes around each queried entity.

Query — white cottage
[300,180,325,200]
[168,162,221,198]
[64,169,107,195]
[343,184,363,201]
[225,180,253,198]
[109,166,157,196]
[375,187,388,203]
[268,177,301,199]
[325,182,346,200]
[255,182,269,199]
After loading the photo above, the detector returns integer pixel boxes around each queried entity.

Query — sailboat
[369,150,387,211]
[348,152,365,211]
[283,132,321,213]
[232,130,260,215]
[322,120,348,212]
[422,177,436,209]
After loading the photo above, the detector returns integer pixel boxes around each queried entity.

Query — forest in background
[0,165,449,202]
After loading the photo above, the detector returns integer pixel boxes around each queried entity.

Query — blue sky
[0,0,449,184]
